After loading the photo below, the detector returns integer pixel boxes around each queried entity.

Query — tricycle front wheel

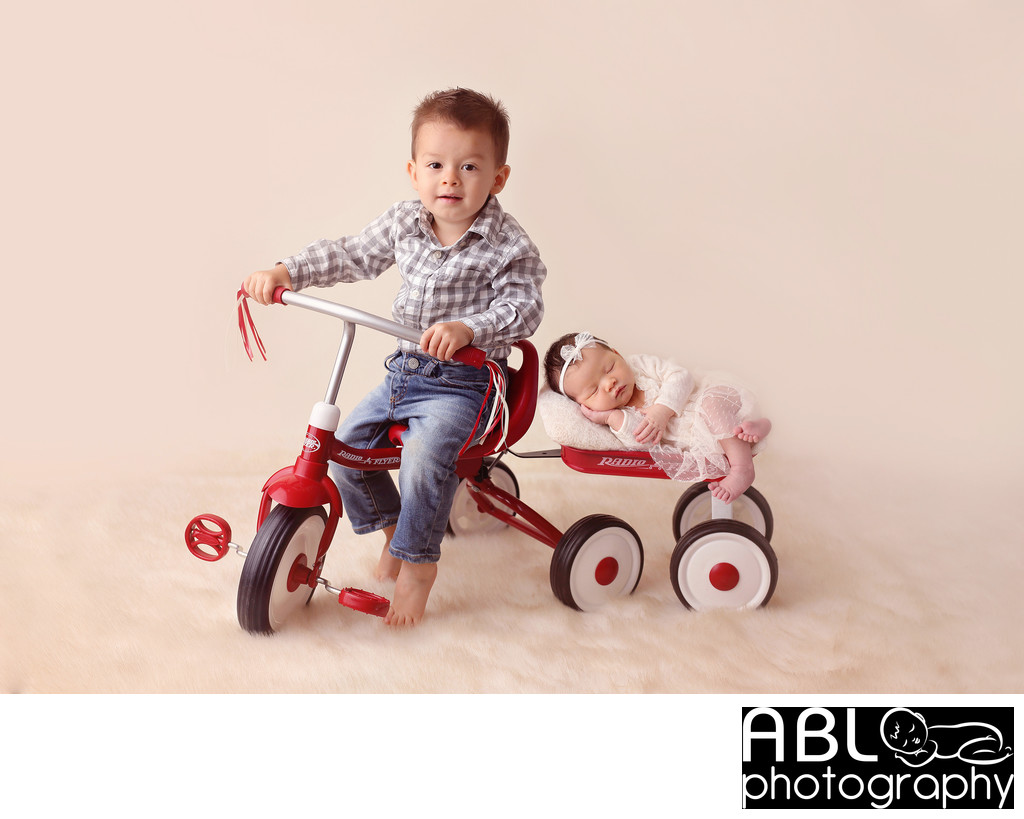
[237,505,326,634]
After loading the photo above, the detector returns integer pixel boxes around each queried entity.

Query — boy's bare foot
[385,561,437,627]
[375,543,402,582]
[733,418,772,443]
[374,525,401,582]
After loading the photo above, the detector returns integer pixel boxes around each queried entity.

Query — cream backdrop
[2,1,1022,810]
[4,0,1019,479]
[5,0,1021,480]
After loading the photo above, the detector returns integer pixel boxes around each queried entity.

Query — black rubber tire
[550,514,644,612]
[236,505,327,634]
[669,519,778,611]
[671,482,774,541]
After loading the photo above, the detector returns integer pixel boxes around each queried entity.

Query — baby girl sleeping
[544,333,771,503]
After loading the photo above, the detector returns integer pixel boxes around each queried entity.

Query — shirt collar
[418,195,504,248]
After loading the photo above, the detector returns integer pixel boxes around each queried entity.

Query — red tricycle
[185,288,778,633]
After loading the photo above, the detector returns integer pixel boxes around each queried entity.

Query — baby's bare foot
[733,418,772,444]
[710,462,755,503]
[385,561,438,627]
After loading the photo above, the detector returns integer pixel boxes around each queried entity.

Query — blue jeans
[329,351,506,564]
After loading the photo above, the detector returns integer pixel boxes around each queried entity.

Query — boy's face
[408,120,510,240]
[562,346,638,412]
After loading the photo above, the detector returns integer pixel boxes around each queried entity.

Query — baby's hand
[579,404,615,426]
[634,403,674,445]
[243,264,292,305]
[421,321,474,361]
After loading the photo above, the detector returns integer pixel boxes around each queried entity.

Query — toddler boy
[244,88,546,626]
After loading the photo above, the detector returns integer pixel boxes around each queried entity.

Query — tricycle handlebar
[270,286,487,369]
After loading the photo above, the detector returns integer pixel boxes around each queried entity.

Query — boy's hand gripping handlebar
[236,284,487,368]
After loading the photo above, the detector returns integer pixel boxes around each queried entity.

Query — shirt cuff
[277,255,306,291]
[459,314,489,348]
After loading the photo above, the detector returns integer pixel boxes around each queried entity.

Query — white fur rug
[2,447,1020,695]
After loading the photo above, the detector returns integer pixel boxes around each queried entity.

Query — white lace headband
[558,332,607,394]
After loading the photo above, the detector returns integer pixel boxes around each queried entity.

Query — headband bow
[558,332,606,394]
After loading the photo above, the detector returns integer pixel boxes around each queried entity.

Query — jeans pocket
[437,366,492,395]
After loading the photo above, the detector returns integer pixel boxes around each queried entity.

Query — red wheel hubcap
[595,556,619,586]
[287,554,312,592]
[709,562,740,591]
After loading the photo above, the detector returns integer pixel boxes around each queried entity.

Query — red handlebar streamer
[236,287,267,361]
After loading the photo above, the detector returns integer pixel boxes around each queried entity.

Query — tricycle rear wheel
[550,514,644,612]
[447,459,520,536]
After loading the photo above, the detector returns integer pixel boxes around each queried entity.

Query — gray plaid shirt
[280,197,546,361]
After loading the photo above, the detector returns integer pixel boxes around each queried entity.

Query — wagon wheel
[670,519,778,611]
[671,482,774,541]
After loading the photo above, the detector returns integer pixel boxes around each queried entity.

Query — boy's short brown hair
[411,88,511,165]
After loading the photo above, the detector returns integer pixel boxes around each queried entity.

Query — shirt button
[411,289,420,299]
[433,251,442,261]
[408,358,420,370]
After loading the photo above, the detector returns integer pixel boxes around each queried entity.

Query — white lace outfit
[609,354,764,482]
